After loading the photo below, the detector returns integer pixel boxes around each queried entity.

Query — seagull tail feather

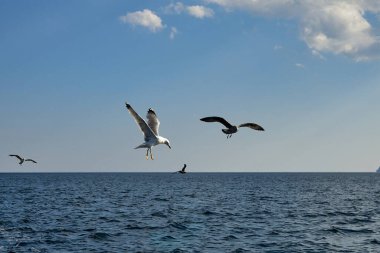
[135,143,149,149]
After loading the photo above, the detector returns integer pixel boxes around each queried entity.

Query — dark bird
[200,116,264,138]
[177,164,187,174]
[9,155,37,165]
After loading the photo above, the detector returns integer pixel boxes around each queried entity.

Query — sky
[1,0,380,172]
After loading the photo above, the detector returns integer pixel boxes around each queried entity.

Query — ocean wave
[152,197,170,202]
[327,211,356,217]
[223,235,238,240]
[151,211,168,218]
[231,248,251,253]
[370,239,380,244]
[125,224,165,230]
[161,235,176,241]
[170,248,186,253]
[325,226,374,234]
[89,232,111,241]
[169,222,187,230]
[202,210,217,216]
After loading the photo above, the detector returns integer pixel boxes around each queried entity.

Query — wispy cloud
[206,0,380,61]
[311,49,326,60]
[165,2,185,14]
[165,2,214,19]
[187,5,214,18]
[120,9,164,32]
[274,44,283,50]
[170,27,178,39]
[295,63,305,68]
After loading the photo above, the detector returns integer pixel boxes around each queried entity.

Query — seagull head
[164,139,171,149]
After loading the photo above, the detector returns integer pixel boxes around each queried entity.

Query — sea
[0,173,379,252]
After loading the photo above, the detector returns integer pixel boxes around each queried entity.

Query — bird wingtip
[200,117,219,122]
[148,108,156,115]
[125,102,131,109]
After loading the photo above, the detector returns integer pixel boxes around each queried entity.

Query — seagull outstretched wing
[9,154,23,162]
[200,117,233,128]
[239,123,265,131]
[25,159,37,163]
[146,108,160,136]
[126,103,157,141]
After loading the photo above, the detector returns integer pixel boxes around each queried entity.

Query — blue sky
[1,0,380,172]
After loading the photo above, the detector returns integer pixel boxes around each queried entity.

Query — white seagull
[125,102,171,160]
[9,154,37,165]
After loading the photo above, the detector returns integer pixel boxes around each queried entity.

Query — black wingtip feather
[148,108,156,115]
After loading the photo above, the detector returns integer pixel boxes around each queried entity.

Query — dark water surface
[0,173,379,252]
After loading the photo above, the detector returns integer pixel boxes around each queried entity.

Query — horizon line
[0,171,377,174]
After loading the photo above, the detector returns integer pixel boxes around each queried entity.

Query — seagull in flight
[125,102,171,160]
[9,155,37,165]
[200,116,264,138]
[177,164,187,174]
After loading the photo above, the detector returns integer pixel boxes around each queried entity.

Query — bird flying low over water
[9,155,37,165]
[200,116,264,138]
[177,164,187,174]
[125,102,171,160]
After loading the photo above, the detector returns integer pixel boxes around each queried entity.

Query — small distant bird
[177,164,187,174]
[125,102,171,160]
[9,155,37,165]
[200,116,264,138]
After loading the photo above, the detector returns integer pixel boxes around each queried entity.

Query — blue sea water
[0,173,379,252]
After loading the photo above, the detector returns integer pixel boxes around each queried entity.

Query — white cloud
[206,0,380,61]
[187,5,214,18]
[120,9,164,32]
[165,2,214,19]
[301,2,375,58]
[295,63,305,68]
[311,49,326,60]
[165,2,185,14]
[170,27,178,39]
[274,44,283,50]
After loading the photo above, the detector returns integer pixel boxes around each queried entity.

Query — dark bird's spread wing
[9,154,23,162]
[200,117,233,128]
[239,123,265,131]
[182,164,187,172]
[146,108,160,136]
[125,103,157,141]
[25,159,37,163]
